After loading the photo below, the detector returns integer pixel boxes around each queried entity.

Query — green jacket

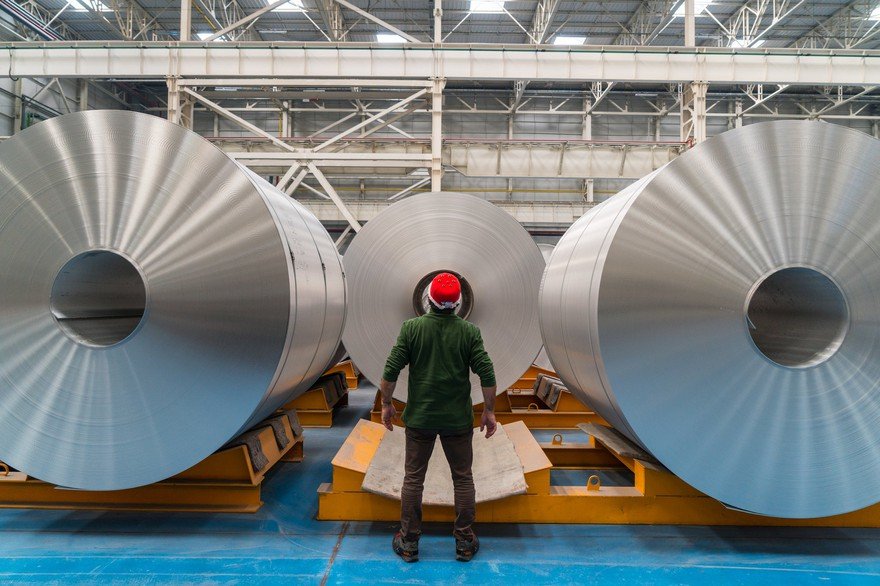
[382,309,496,430]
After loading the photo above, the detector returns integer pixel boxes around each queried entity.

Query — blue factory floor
[2,387,880,584]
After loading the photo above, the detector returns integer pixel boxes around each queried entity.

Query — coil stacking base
[325,360,360,390]
[0,411,304,513]
[0,111,347,492]
[538,121,880,519]
[320,417,880,527]
[370,370,603,429]
[288,372,350,428]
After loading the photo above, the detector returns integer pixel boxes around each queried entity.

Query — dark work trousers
[400,427,475,541]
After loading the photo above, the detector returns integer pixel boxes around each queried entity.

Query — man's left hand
[480,410,497,439]
[381,402,397,431]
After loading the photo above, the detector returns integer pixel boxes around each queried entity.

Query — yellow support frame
[509,365,555,390]
[369,382,606,430]
[0,415,304,513]
[288,373,349,428]
[319,420,880,527]
[325,360,359,390]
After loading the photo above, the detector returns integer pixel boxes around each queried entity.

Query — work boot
[455,534,479,562]
[392,531,419,563]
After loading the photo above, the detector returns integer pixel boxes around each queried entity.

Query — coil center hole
[746,266,848,368]
[50,250,147,347]
[412,270,474,319]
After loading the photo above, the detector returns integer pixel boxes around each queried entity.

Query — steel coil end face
[342,192,545,404]
[0,111,344,490]
[540,121,880,518]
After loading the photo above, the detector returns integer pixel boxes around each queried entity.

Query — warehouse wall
[0,78,123,136]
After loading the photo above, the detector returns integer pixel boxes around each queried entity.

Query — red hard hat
[428,272,462,309]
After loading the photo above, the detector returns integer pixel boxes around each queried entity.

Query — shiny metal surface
[533,244,555,372]
[343,192,544,404]
[326,342,349,371]
[0,111,345,490]
[537,243,555,263]
[539,121,880,518]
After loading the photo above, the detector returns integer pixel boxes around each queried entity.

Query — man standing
[379,272,497,563]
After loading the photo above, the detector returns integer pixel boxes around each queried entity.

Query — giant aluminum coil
[0,111,346,490]
[539,121,880,518]
[343,192,544,404]
[325,342,349,371]
[533,244,555,372]
[537,243,555,263]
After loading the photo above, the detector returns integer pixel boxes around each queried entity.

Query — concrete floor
[2,386,880,584]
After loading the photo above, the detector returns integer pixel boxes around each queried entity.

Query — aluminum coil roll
[326,342,349,370]
[539,121,880,518]
[0,111,345,490]
[343,192,544,404]
[533,244,555,371]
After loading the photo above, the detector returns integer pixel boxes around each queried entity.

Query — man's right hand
[480,410,497,438]
[381,402,397,431]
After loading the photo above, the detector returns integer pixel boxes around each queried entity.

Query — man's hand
[479,385,497,438]
[381,402,397,431]
[378,378,398,431]
[480,409,497,439]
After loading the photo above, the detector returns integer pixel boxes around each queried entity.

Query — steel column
[684,0,695,46]
[430,78,444,192]
[179,0,190,41]
[583,96,594,202]
[166,76,181,123]
[76,79,88,111]
[433,0,441,44]
[12,78,22,134]
[681,81,708,143]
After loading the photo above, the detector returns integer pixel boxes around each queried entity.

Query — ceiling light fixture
[553,36,586,45]
[469,0,505,14]
[673,0,712,18]
[67,0,111,12]
[730,38,765,48]
[273,0,305,13]
[376,33,407,43]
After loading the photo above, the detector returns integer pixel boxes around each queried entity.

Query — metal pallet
[319,419,880,527]
[325,359,359,390]
[0,411,304,513]
[288,372,350,428]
